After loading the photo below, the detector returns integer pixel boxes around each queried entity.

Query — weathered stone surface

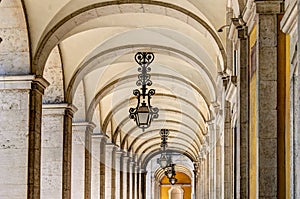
[0,52,30,74]
[41,105,66,199]
[258,47,277,80]
[0,90,29,199]
[43,47,64,104]
[259,80,277,110]
[258,15,277,46]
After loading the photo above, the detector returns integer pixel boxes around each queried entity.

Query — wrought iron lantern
[165,164,176,179]
[165,163,177,185]
[129,52,159,131]
[157,129,171,168]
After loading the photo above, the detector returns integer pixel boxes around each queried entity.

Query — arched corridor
[0,0,299,198]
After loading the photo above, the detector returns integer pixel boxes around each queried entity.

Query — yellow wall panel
[249,24,257,199]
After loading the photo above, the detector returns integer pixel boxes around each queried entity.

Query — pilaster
[237,26,249,199]
[129,159,134,199]
[91,134,101,199]
[293,71,300,198]
[85,123,96,199]
[135,166,140,199]
[0,75,49,199]
[63,105,77,199]
[115,149,123,199]
[105,143,117,199]
[122,154,130,199]
[280,2,298,197]
[255,1,282,197]
[99,135,108,199]
[41,103,68,199]
[140,169,147,199]
[71,121,95,199]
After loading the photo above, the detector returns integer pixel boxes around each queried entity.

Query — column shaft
[91,134,101,199]
[238,30,249,199]
[0,76,48,199]
[71,122,89,199]
[256,2,282,197]
[100,137,107,199]
[293,74,300,198]
[41,104,68,199]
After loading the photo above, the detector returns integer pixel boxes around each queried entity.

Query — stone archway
[168,186,184,199]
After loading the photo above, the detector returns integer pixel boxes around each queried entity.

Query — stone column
[255,1,282,197]
[154,181,160,199]
[29,78,49,199]
[130,161,136,199]
[281,2,300,196]
[129,159,134,199]
[193,169,198,199]
[105,143,116,199]
[63,105,77,199]
[293,71,300,198]
[91,134,101,199]
[99,135,108,199]
[208,121,216,199]
[115,150,123,199]
[122,155,130,199]
[140,169,147,199]
[201,160,205,198]
[216,138,222,198]
[71,122,91,199]
[205,149,209,198]
[136,166,142,199]
[224,101,233,199]
[134,166,139,199]
[85,124,95,199]
[41,103,68,199]
[0,76,48,199]
[237,26,249,199]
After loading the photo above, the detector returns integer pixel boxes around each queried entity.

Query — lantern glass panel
[137,103,149,125]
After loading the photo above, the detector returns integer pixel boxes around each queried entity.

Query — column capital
[129,160,136,167]
[238,27,248,39]
[255,1,283,14]
[0,75,50,91]
[91,133,108,145]
[122,155,131,162]
[105,142,118,152]
[66,104,78,115]
[42,103,68,115]
[115,149,123,158]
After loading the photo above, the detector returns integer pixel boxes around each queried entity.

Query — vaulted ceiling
[21,0,238,168]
